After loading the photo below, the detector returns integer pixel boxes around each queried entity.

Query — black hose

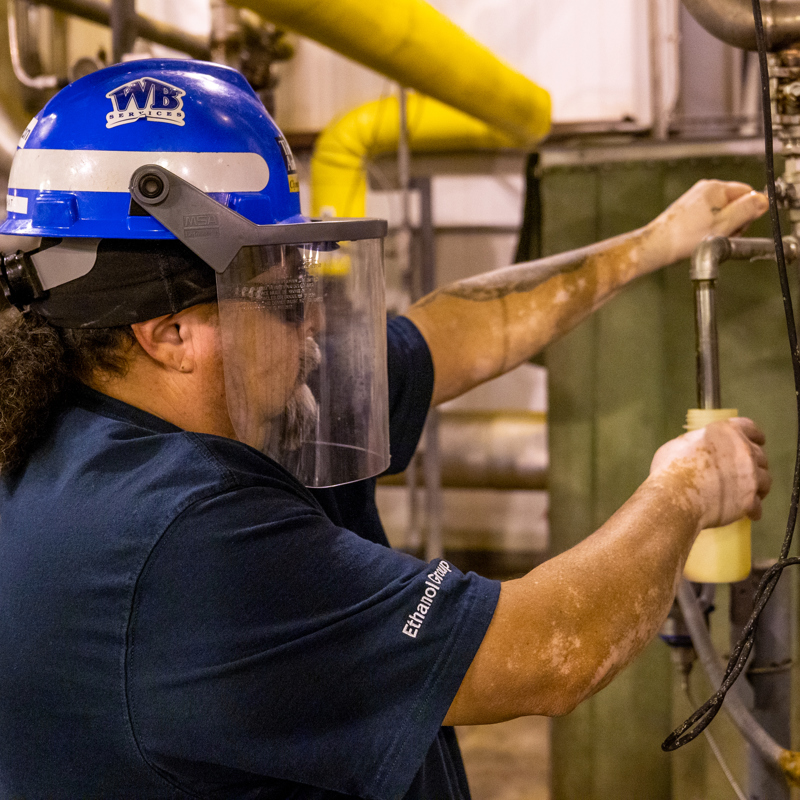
[662,0,800,751]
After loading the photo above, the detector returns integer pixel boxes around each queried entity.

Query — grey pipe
[694,281,721,409]
[30,0,211,59]
[689,235,799,409]
[736,562,792,799]
[110,0,137,63]
[682,0,800,52]
[690,235,799,281]
[676,580,786,770]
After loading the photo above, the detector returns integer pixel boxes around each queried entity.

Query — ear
[131,306,208,374]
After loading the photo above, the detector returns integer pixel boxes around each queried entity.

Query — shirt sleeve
[384,315,435,475]
[126,478,500,800]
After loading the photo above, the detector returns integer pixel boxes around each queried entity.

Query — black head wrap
[31,238,218,328]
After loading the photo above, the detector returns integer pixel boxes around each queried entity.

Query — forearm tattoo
[415,249,593,307]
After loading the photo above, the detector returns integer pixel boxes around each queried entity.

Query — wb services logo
[105,77,185,128]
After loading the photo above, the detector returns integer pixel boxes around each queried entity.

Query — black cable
[662,0,800,752]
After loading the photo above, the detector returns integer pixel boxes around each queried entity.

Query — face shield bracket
[129,165,387,273]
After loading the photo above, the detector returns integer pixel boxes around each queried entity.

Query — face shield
[129,165,390,488]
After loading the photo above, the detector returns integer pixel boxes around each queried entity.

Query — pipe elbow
[683,0,800,51]
[309,94,520,218]
[690,235,731,280]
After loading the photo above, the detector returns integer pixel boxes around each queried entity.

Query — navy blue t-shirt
[0,317,500,799]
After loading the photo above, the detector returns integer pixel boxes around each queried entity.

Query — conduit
[682,0,800,51]
[677,580,800,785]
[235,0,551,147]
[310,93,517,217]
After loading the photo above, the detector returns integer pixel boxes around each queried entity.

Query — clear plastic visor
[216,238,389,487]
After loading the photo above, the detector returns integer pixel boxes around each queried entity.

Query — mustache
[274,337,321,453]
[298,336,321,383]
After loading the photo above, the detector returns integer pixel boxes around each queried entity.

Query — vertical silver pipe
[398,88,411,252]
[398,87,423,553]
[110,0,137,63]
[694,281,722,409]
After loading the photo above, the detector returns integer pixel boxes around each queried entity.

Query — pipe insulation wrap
[236,0,551,145]
[682,0,800,51]
[311,93,516,217]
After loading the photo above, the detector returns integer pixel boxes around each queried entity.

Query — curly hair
[0,308,136,476]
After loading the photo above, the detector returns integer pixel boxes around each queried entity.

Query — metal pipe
[690,236,799,407]
[694,281,722,409]
[210,0,241,66]
[730,562,792,799]
[413,175,444,562]
[29,0,211,59]
[110,0,136,63]
[398,87,422,552]
[682,0,800,52]
[677,580,787,770]
[7,1,60,89]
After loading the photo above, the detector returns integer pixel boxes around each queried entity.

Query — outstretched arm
[404,180,769,405]
[444,418,771,725]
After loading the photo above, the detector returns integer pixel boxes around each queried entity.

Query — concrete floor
[457,716,550,800]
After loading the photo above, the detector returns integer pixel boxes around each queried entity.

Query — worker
[0,60,770,799]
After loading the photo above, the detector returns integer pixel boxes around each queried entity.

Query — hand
[649,418,771,529]
[645,180,769,267]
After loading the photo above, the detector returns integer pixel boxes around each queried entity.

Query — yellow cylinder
[238,0,551,145]
[683,408,751,583]
[311,93,517,218]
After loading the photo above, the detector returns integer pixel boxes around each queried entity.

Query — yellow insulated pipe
[311,93,517,218]
[236,0,551,146]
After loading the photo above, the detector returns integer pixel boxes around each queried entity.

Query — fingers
[713,189,769,236]
[729,416,766,446]
[757,464,772,497]
[720,180,760,202]
[722,418,772,521]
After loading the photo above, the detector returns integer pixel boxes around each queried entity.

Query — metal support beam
[410,175,443,562]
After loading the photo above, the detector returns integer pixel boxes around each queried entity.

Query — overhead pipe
[29,0,211,59]
[235,0,551,147]
[311,93,517,218]
[682,0,800,51]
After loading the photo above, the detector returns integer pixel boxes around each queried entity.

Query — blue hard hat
[0,58,303,239]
